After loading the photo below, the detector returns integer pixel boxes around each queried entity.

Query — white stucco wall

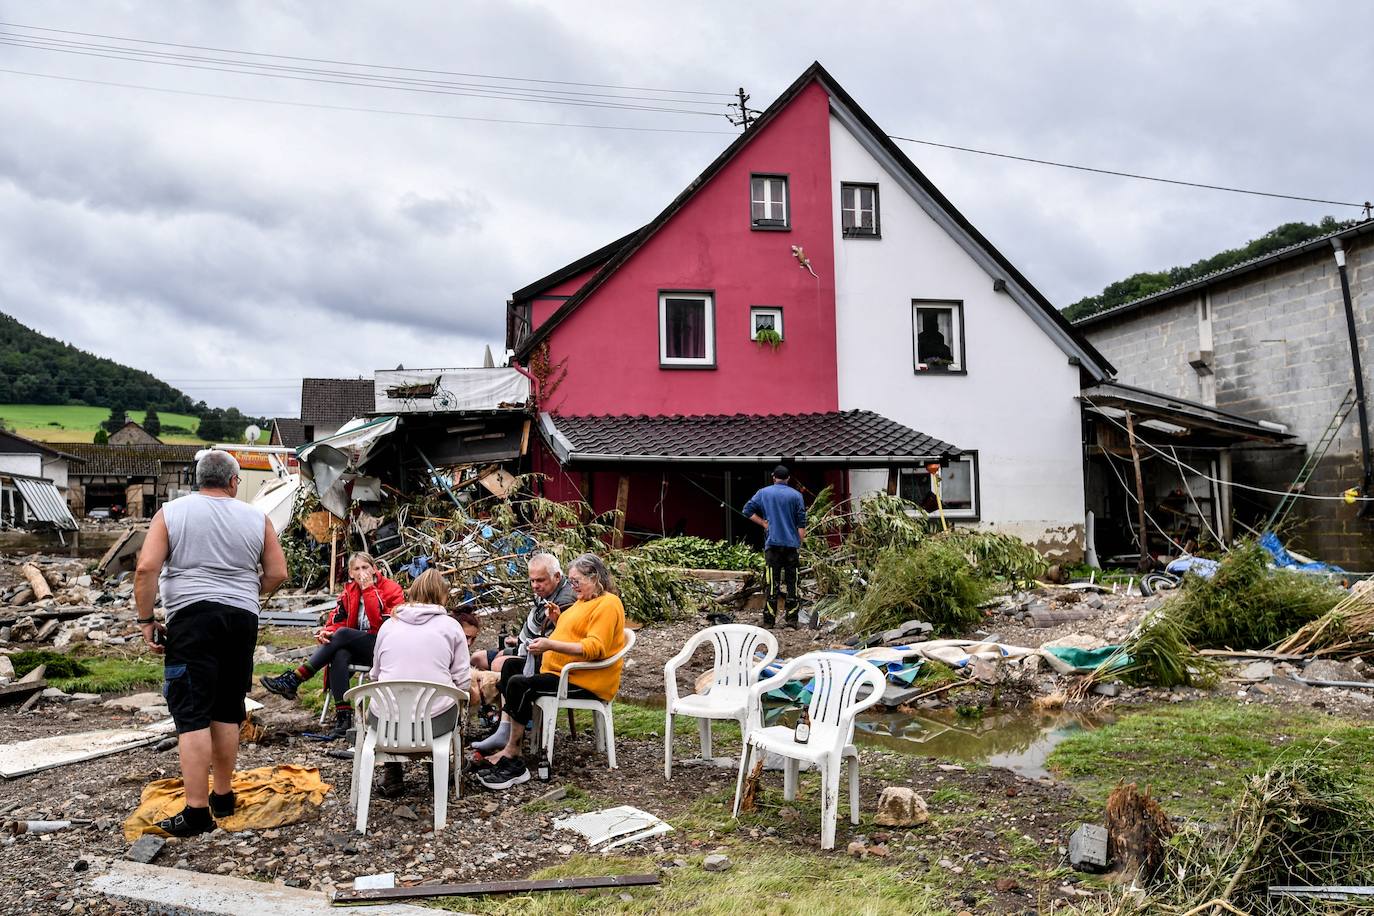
[0,453,43,479]
[829,114,1085,555]
[41,456,70,490]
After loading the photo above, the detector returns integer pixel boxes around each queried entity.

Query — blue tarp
[1259,531,1346,575]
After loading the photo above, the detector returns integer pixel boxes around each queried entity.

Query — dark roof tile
[300,378,375,426]
[54,443,201,477]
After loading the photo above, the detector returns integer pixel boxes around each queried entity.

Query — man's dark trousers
[764,545,799,626]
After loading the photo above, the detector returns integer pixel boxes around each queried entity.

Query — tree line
[1061,217,1354,322]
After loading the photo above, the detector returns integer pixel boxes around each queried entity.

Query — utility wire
[0,37,728,117]
[888,135,1368,209]
[0,20,735,97]
[0,68,738,135]
[0,31,729,110]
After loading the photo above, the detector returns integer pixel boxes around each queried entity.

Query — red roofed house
[507,63,1115,558]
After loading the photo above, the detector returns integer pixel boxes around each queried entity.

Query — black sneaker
[259,670,301,700]
[477,757,530,791]
[155,806,214,837]
[209,790,236,819]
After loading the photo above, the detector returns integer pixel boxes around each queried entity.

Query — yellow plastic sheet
[124,764,332,841]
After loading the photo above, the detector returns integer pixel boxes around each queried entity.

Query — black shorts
[163,601,258,734]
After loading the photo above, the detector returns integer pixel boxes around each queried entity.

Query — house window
[899,453,979,519]
[659,291,716,367]
[913,300,965,373]
[750,174,789,229]
[750,306,784,341]
[841,183,879,237]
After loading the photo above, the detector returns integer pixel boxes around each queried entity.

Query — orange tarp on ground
[124,764,332,841]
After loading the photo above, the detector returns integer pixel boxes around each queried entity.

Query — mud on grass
[1046,699,1374,819]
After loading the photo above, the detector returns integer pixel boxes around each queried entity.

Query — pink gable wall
[535,81,838,417]
[530,265,602,328]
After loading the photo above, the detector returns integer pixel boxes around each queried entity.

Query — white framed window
[899,452,979,519]
[659,291,716,368]
[841,183,879,237]
[750,174,789,229]
[913,300,965,373]
[750,306,784,341]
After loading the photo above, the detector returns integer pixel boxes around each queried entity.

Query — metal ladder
[1265,388,1356,530]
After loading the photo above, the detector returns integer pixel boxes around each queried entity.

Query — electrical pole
[727,87,760,130]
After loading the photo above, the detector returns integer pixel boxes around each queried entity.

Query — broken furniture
[662,623,778,779]
[732,652,886,850]
[345,680,468,833]
[532,629,636,771]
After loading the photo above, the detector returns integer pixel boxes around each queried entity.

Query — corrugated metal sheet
[13,477,78,530]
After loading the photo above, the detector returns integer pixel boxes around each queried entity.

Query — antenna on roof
[727,87,761,130]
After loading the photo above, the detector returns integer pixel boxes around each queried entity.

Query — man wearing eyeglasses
[134,450,287,837]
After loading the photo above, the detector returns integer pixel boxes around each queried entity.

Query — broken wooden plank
[0,679,48,704]
[95,526,147,578]
[20,563,52,601]
[611,474,630,549]
[1028,606,1098,628]
[0,726,161,778]
[1198,649,1307,662]
[332,873,660,903]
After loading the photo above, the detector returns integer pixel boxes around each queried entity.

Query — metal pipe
[1332,239,1373,510]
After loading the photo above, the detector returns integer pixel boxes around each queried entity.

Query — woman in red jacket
[260,552,404,737]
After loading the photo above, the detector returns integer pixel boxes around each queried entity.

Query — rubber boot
[327,706,354,740]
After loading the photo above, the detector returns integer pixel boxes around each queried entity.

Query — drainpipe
[1332,238,1373,512]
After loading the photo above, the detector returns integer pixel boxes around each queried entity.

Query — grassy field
[0,403,207,443]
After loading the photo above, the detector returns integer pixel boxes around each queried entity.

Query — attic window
[750,174,789,230]
[840,183,879,237]
[913,300,965,373]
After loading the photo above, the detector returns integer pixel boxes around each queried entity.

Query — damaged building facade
[504,62,1117,559]
[1077,219,1374,568]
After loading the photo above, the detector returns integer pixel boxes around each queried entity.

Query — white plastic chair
[320,663,372,725]
[345,679,468,834]
[532,629,636,770]
[663,624,779,779]
[731,652,886,849]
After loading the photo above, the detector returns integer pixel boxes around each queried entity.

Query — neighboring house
[0,431,83,529]
[107,421,163,446]
[1075,218,1374,568]
[299,378,375,442]
[270,417,308,449]
[506,62,1114,557]
[54,442,201,519]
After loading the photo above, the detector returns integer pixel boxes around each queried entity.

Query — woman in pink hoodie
[366,569,472,797]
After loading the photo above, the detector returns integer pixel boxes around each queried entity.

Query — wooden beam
[21,564,51,601]
[611,473,630,549]
[1125,411,1150,570]
[331,873,660,903]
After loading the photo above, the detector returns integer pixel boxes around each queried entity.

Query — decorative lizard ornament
[791,245,817,278]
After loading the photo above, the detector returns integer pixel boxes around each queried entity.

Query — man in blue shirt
[742,464,808,628]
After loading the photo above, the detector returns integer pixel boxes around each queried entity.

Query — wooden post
[328,533,338,593]
[1125,411,1150,569]
[612,474,630,549]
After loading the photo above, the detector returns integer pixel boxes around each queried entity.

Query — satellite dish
[245,424,261,444]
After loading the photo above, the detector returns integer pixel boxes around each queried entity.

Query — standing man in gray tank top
[134,450,288,837]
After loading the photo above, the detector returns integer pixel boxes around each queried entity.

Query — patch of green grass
[522,785,599,815]
[0,403,207,443]
[256,627,318,650]
[450,849,949,915]
[927,785,975,806]
[11,649,92,680]
[610,702,742,748]
[1048,700,1374,818]
[51,656,162,694]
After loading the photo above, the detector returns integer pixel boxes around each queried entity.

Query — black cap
[772,464,790,480]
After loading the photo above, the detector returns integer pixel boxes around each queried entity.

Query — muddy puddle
[631,694,1110,780]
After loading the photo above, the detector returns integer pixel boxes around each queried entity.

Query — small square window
[899,453,979,519]
[659,291,715,367]
[750,174,789,229]
[750,306,784,341]
[913,300,965,373]
[841,183,879,237]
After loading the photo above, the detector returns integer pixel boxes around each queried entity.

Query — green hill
[1061,216,1354,323]
[0,404,208,444]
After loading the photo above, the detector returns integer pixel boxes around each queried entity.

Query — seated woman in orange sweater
[475,553,626,790]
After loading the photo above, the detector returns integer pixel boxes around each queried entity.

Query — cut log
[20,564,52,602]
[1106,782,1172,882]
[1028,606,1097,628]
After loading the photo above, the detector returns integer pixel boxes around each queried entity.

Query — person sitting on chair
[365,569,473,798]
[471,552,576,675]
[259,551,403,738]
[475,553,626,790]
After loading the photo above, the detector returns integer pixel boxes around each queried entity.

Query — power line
[0,31,730,111]
[888,134,1369,209]
[0,20,736,97]
[0,68,737,136]
[0,36,728,117]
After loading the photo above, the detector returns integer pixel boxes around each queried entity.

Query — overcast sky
[1,1,1369,418]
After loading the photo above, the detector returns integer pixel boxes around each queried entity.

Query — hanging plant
[754,327,783,350]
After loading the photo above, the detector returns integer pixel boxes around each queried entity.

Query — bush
[853,540,992,636]
[1170,541,1343,649]
[11,649,91,680]
[637,536,763,573]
